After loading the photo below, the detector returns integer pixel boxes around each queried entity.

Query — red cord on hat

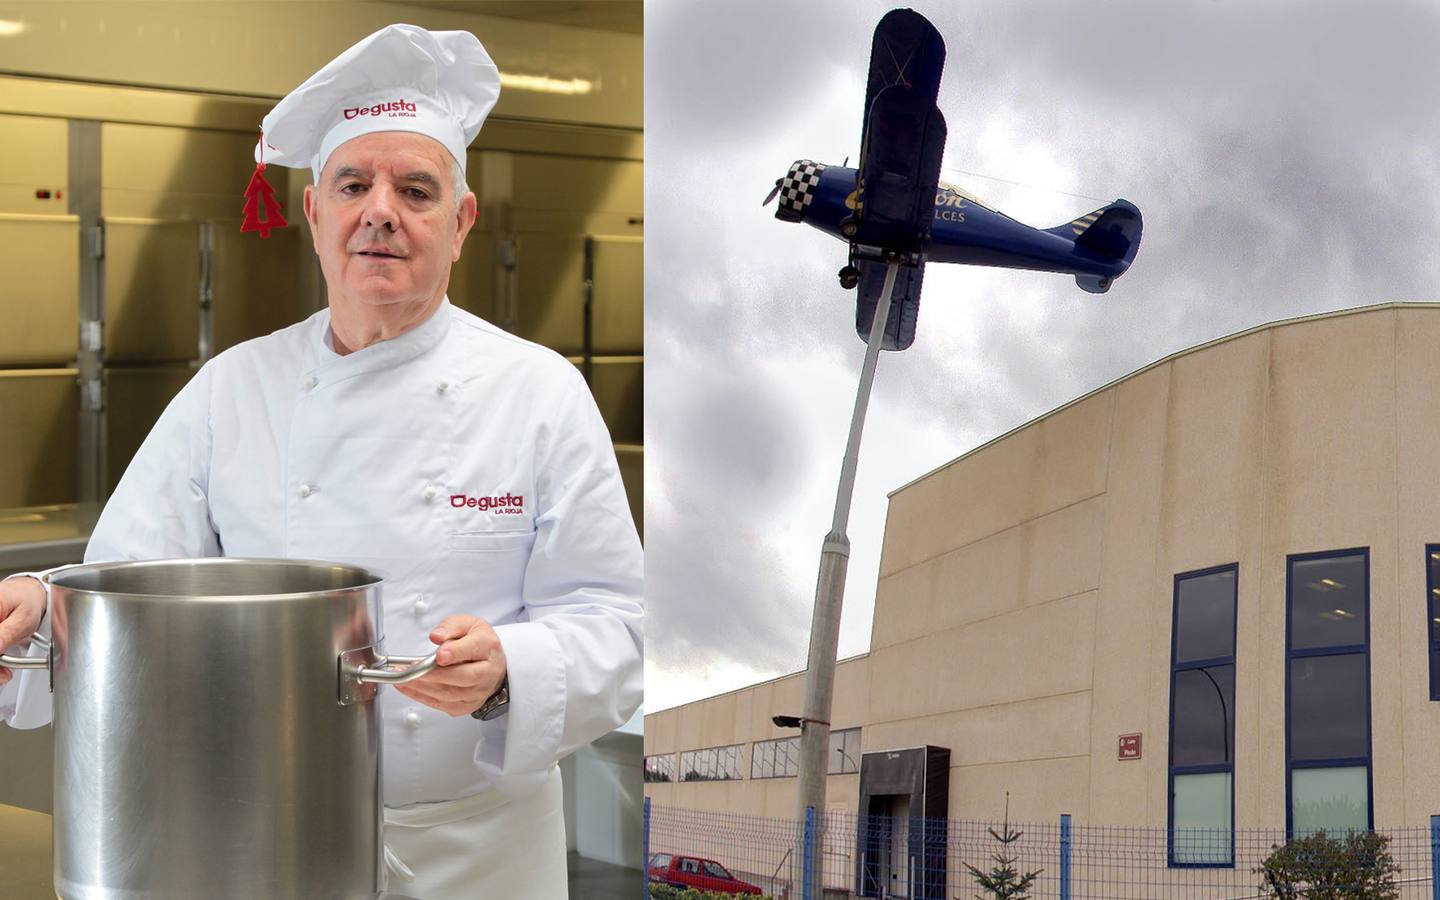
[241,132,288,238]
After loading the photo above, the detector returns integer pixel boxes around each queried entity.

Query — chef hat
[255,24,500,182]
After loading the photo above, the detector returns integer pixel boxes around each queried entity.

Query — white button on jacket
[0,299,644,806]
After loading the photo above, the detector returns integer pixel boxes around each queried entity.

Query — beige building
[646,302,1440,891]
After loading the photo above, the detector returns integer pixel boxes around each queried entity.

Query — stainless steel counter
[0,504,91,578]
[0,803,52,898]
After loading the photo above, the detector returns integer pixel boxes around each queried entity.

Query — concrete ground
[567,851,640,899]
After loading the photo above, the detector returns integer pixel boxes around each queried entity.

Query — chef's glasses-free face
[306,131,476,313]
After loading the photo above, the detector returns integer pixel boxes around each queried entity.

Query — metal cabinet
[211,225,311,353]
[590,236,643,355]
[0,114,79,367]
[104,366,197,492]
[517,232,589,353]
[0,215,80,365]
[0,370,79,508]
[585,358,643,446]
[0,115,80,511]
[103,218,203,362]
[93,122,307,499]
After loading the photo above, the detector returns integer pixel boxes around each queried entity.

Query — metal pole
[829,260,901,537]
[1430,814,1439,900]
[643,797,651,900]
[1060,813,1072,900]
[802,805,817,900]
[794,260,901,893]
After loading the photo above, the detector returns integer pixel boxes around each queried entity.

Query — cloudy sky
[643,0,1440,712]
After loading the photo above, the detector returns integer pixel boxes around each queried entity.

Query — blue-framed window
[1286,548,1372,836]
[1168,564,1237,867]
[1428,545,1440,700]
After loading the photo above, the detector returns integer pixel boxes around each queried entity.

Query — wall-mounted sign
[1118,733,1142,760]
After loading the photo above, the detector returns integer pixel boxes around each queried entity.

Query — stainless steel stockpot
[0,558,435,900]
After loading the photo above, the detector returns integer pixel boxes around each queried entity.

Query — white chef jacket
[0,297,643,806]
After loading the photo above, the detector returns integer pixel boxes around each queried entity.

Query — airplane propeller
[762,178,782,207]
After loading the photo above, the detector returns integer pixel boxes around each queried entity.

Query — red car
[648,852,764,895]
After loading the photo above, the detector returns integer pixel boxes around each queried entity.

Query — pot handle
[0,632,49,671]
[0,653,47,671]
[338,648,439,705]
[0,634,53,693]
[356,653,438,685]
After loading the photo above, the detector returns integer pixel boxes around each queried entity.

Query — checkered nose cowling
[774,159,826,223]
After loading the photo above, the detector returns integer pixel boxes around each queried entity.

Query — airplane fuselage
[800,164,1131,281]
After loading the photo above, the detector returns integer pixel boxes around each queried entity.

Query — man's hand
[393,615,507,718]
[0,577,45,688]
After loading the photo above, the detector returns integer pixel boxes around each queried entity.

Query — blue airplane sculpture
[765,8,1143,351]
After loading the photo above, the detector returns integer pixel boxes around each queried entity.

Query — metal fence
[643,799,1440,899]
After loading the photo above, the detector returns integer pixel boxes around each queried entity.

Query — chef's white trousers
[382,765,567,899]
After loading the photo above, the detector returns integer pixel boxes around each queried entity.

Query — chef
[0,24,643,898]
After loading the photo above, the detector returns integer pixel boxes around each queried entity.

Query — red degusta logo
[451,492,524,515]
[343,99,418,120]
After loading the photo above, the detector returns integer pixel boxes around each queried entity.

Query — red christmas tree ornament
[240,133,287,238]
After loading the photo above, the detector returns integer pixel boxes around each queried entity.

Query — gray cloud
[645,0,1440,709]
[645,340,819,676]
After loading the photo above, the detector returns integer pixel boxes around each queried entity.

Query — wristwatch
[471,675,509,721]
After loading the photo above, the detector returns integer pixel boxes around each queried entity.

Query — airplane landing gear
[838,265,861,289]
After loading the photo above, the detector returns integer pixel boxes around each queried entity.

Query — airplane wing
[850,9,947,252]
[849,9,946,349]
[854,257,925,351]
[861,9,946,145]
[852,92,947,251]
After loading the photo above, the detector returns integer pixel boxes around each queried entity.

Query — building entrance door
[855,746,948,900]
[861,793,912,898]
[884,794,911,898]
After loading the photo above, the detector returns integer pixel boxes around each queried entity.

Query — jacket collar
[310,296,452,381]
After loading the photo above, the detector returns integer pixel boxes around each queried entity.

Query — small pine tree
[962,793,1043,900]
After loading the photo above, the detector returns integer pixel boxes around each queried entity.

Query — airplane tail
[1048,199,1143,293]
